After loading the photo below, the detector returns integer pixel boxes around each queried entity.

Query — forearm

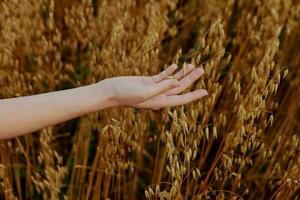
[0,82,111,139]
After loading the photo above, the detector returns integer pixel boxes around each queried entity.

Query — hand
[100,63,208,110]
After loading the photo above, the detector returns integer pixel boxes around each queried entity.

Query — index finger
[151,64,178,82]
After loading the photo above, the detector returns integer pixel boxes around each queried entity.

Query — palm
[137,64,207,110]
[105,63,207,110]
[104,76,162,105]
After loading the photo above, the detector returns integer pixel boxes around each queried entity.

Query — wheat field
[0,0,300,199]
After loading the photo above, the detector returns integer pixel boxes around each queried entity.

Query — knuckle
[160,71,165,77]
[191,73,198,80]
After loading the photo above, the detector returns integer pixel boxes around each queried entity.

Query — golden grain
[0,0,300,199]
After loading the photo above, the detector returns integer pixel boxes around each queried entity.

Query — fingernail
[202,89,208,96]
[197,67,205,75]
[171,63,178,69]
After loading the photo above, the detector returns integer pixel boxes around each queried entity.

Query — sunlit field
[0,0,300,199]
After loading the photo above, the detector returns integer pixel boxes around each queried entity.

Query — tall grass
[0,0,299,199]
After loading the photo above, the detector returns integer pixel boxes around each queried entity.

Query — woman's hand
[100,63,208,110]
[0,63,207,139]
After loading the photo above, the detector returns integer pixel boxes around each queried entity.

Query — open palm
[102,64,208,110]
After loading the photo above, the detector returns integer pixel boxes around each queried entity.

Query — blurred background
[0,0,299,199]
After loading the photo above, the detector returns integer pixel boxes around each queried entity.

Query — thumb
[147,79,179,99]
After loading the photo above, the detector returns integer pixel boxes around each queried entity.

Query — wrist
[84,82,111,112]
[92,80,117,110]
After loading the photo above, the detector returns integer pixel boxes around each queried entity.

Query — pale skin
[0,63,207,140]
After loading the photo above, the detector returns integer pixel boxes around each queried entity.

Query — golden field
[0,0,300,199]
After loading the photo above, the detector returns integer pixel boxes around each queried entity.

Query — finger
[151,64,178,82]
[173,63,195,80]
[165,67,204,96]
[160,89,208,108]
[147,79,179,99]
